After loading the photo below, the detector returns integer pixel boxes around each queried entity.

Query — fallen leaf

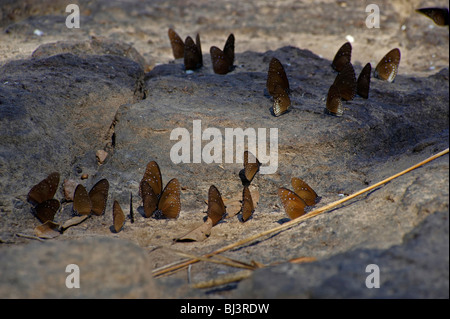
[61,215,89,230]
[34,221,61,239]
[174,218,213,242]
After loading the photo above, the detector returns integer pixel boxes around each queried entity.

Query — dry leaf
[175,218,213,242]
[225,200,241,218]
[34,221,61,239]
[61,215,89,230]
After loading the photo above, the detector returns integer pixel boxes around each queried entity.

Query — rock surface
[0,237,160,298]
[0,0,448,299]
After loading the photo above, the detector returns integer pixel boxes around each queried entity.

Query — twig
[191,270,253,289]
[15,233,45,242]
[152,148,449,278]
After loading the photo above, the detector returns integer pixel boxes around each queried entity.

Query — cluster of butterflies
[27,172,112,237]
[266,42,401,117]
[168,28,235,75]
[27,150,319,239]
[168,5,448,117]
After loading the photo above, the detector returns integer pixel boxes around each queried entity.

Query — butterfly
[357,63,372,99]
[210,33,235,74]
[333,62,356,101]
[184,34,203,71]
[291,177,319,206]
[267,57,291,116]
[34,199,61,223]
[73,179,109,216]
[168,28,185,59]
[112,200,125,233]
[416,7,449,26]
[239,150,261,186]
[27,172,60,205]
[206,185,226,226]
[27,172,61,223]
[240,185,254,222]
[374,48,401,83]
[139,161,181,219]
[331,42,352,72]
[325,83,343,116]
[278,187,307,219]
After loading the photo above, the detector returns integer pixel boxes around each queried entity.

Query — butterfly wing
[357,63,372,99]
[73,184,92,215]
[278,187,307,219]
[35,199,60,223]
[331,42,352,72]
[184,36,202,71]
[243,151,261,185]
[141,180,158,218]
[210,46,233,75]
[27,172,60,205]
[374,48,401,83]
[113,200,125,233]
[157,178,181,219]
[333,62,356,101]
[267,57,290,96]
[140,161,163,198]
[196,33,203,66]
[416,7,449,26]
[223,33,235,66]
[89,179,109,216]
[168,28,185,59]
[241,186,254,222]
[207,185,226,226]
[272,84,291,116]
[325,83,343,116]
[291,177,318,206]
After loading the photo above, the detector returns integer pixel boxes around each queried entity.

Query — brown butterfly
[291,177,319,206]
[416,7,449,26]
[357,63,372,99]
[272,84,291,117]
[267,57,290,95]
[206,185,226,226]
[129,192,134,223]
[210,34,235,75]
[240,185,254,222]
[331,42,352,72]
[34,199,60,223]
[239,151,261,186]
[267,57,291,116]
[73,179,109,216]
[374,48,401,83]
[325,83,343,116]
[27,172,60,205]
[278,187,307,219]
[112,200,125,233]
[168,28,185,59]
[184,34,203,71]
[140,161,181,219]
[333,62,356,101]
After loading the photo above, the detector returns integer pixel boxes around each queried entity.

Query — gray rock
[0,237,159,298]
[232,210,449,299]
